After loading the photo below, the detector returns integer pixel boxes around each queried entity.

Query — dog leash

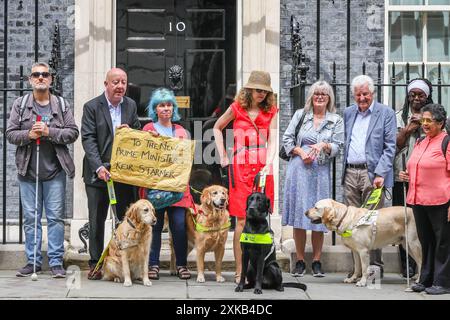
[91,179,120,277]
[189,186,203,196]
[252,171,272,230]
[362,187,383,210]
[339,187,383,240]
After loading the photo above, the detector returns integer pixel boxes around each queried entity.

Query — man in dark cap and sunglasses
[6,62,79,278]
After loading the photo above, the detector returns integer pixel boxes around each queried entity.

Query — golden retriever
[102,199,157,287]
[305,199,422,287]
[169,185,230,283]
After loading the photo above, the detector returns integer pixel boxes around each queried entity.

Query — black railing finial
[291,15,302,86]
[49,22,61,95]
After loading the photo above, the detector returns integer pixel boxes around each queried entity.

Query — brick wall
[0,0,75,219]
[279,0,386,212]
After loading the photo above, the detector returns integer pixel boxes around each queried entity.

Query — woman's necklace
[248,107,260,121]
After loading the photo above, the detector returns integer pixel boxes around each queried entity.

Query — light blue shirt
[105,93,123,134]
[347,101,375,164]
[96,94,123,174]
[153,121,174,137]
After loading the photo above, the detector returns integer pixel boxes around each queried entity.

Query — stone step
[1,242,405,275]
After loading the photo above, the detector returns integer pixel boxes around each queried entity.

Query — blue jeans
[19,170,66,267]
[149,206,187,267]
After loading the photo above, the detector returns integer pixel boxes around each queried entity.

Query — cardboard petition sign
[110,128,195,192]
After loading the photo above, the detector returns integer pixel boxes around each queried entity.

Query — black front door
[116,0,237,196]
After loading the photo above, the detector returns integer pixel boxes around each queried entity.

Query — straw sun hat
[243,71,273,93]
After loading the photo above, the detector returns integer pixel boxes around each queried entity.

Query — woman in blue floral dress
[282,81,344,277]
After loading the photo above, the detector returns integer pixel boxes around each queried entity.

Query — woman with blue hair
[139,88,193,280]
[146,88,182,123]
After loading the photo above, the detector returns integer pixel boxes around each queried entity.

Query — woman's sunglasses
[30,72,51,78]
[255,89,268,94]
[419,118,435,125]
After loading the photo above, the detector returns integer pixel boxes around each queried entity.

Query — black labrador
[235,192,307,294]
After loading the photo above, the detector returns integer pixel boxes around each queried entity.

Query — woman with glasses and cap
[399,103,450,295]
[213,71,278,284]
[393,78,434,278]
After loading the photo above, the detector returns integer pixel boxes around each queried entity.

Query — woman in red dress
[213,71,278,283]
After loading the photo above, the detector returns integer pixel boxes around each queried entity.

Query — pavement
[0,270,448,300]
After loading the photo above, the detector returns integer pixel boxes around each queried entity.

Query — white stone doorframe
[70,0,282,249]
[71,0,114,248]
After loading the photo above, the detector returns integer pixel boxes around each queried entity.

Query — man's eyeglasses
[30,72,51,78]
[255,89,268,94]
[420,118,435,125]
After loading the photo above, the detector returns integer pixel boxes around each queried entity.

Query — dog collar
[240,232,273,244]
[127,217,136,230]
[336,207,349,231]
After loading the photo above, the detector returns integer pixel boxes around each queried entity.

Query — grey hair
[351,75,375,94]
[304,80,336,113]
[422,103,447,129]
[31,62,50,70]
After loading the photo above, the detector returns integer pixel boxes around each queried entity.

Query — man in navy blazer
[81,68,141,279]
[342,75,397,278]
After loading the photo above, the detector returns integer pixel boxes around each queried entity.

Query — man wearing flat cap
[393,78,434,278]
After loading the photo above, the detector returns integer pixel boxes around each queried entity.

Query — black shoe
[312,261,325,277]
[16,264,41,277]
[411,283,426,293]
[50,265,66,278]
[291,260,306,277]
[425,285,450,295]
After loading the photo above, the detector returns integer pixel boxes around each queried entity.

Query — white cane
[402,153,413,292]
[31,115,42,281]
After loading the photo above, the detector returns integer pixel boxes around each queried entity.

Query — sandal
[148,265,160,280]
[176,266,191,280]
[234,273,241,284]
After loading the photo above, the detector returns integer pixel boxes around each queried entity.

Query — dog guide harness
[337,188,383,248]
[114,217,140,250]
[240,231,276,263]
[240,232,272,244]
[240,232,276,263]
[189,208,231,233]
[339,210,379,248]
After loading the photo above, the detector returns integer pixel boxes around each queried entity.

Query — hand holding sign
[110,128,195,192]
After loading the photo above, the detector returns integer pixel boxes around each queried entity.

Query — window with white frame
[385,0,450,112]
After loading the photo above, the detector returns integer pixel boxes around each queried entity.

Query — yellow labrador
[305,199,422,287]
[102,199,157,287]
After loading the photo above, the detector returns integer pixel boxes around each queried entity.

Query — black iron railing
[288,13,449,245]
[1,0,61,244]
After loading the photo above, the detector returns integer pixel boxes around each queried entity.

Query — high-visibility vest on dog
[240,232,273,244]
